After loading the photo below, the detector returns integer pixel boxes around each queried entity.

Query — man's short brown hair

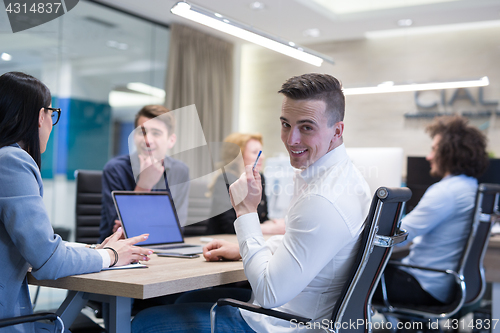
[134,105,175,136]
[426,115,488,178]
[278,73,345,126]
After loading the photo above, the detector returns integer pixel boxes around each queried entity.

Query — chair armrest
[0,312,59,328]
[376,262,464,314]
[374,229,408,247]
[388,261,460,277]
[217,298,312,325]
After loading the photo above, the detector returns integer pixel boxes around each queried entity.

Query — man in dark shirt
[100,105,189,242]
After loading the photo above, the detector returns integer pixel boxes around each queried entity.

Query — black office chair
[375,183,500,323]
[452,183,500,321]
[210,186,412,333]
[0,312,64,332]
[75,170,103,244]
[73,170,105,330]
[183,178,211,236]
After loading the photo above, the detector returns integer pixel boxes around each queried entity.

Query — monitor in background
[479,159,500,184]
[405,157,500,213]
[264,148,404,218]
[405,157,441,213]
[346,147,404,196]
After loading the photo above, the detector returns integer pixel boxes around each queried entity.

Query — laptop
[112,191,203,254]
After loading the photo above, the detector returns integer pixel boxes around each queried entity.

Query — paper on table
[102,263,148,271]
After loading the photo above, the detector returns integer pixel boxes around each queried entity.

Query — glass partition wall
[0,0,169,239]
[1,0,169,311]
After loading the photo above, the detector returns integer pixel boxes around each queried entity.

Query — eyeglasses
[45,107,61,126]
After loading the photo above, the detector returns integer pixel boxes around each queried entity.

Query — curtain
[165,24,234,179]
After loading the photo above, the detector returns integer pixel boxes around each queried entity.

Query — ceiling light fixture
[366,20,500,39]
[343,77,489,95]
[397,19,413,27]
[109,91,164,107]
[302,28,321,38]
[171,1,334,67]
[127,82,166,98]
[107,40,129,51]
[1,53,12,61]
[250,2,265,10]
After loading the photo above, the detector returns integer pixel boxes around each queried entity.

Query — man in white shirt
[131,73,371,333]
[374,115,489,306]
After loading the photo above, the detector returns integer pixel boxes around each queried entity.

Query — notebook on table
[112,191,203,254]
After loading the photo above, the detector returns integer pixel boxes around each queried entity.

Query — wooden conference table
[28,234,500,333]
[28,235,247,333]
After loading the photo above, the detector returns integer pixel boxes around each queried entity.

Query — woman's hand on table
[98,227,154,266]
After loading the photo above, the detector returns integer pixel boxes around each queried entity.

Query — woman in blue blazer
[0,72,153,332]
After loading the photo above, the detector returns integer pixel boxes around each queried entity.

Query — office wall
[239,25,500,176]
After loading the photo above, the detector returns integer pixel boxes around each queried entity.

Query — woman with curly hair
[375,115,489,307]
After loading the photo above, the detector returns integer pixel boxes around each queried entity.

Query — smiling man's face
[280,97,343,169]
[134,116,176,161]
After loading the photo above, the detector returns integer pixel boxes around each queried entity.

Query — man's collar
[163,155,173,170]
[297,143,348,184]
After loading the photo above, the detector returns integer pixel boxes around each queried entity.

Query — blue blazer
[0,144,102,332]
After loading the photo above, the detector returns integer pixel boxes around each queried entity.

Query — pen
[252,150,262,171]
[221,166,231,194]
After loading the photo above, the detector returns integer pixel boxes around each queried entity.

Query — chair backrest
[460,183,500,306]
[75,170,103,244]
[374,184,499,321]
[331,187,412,333]
[183,178,211,236]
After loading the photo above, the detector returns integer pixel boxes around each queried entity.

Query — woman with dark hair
[374,115,489,307]
[425,115,489,179]
[0,72,153,332]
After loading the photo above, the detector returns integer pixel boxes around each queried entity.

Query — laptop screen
[112,192,184,246]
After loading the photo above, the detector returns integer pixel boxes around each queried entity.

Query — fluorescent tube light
[171,1,334,67]
[343,77,489,95]
[126,82,166,98]
[365,20,500,39]
[109,91,165,107]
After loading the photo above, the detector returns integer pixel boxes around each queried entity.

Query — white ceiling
[2,0,499,104]
[93,0,500,46]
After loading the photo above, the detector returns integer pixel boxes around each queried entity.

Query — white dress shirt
[400,174,478,303]
[66,242,111,268]
[234,144,371,333]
